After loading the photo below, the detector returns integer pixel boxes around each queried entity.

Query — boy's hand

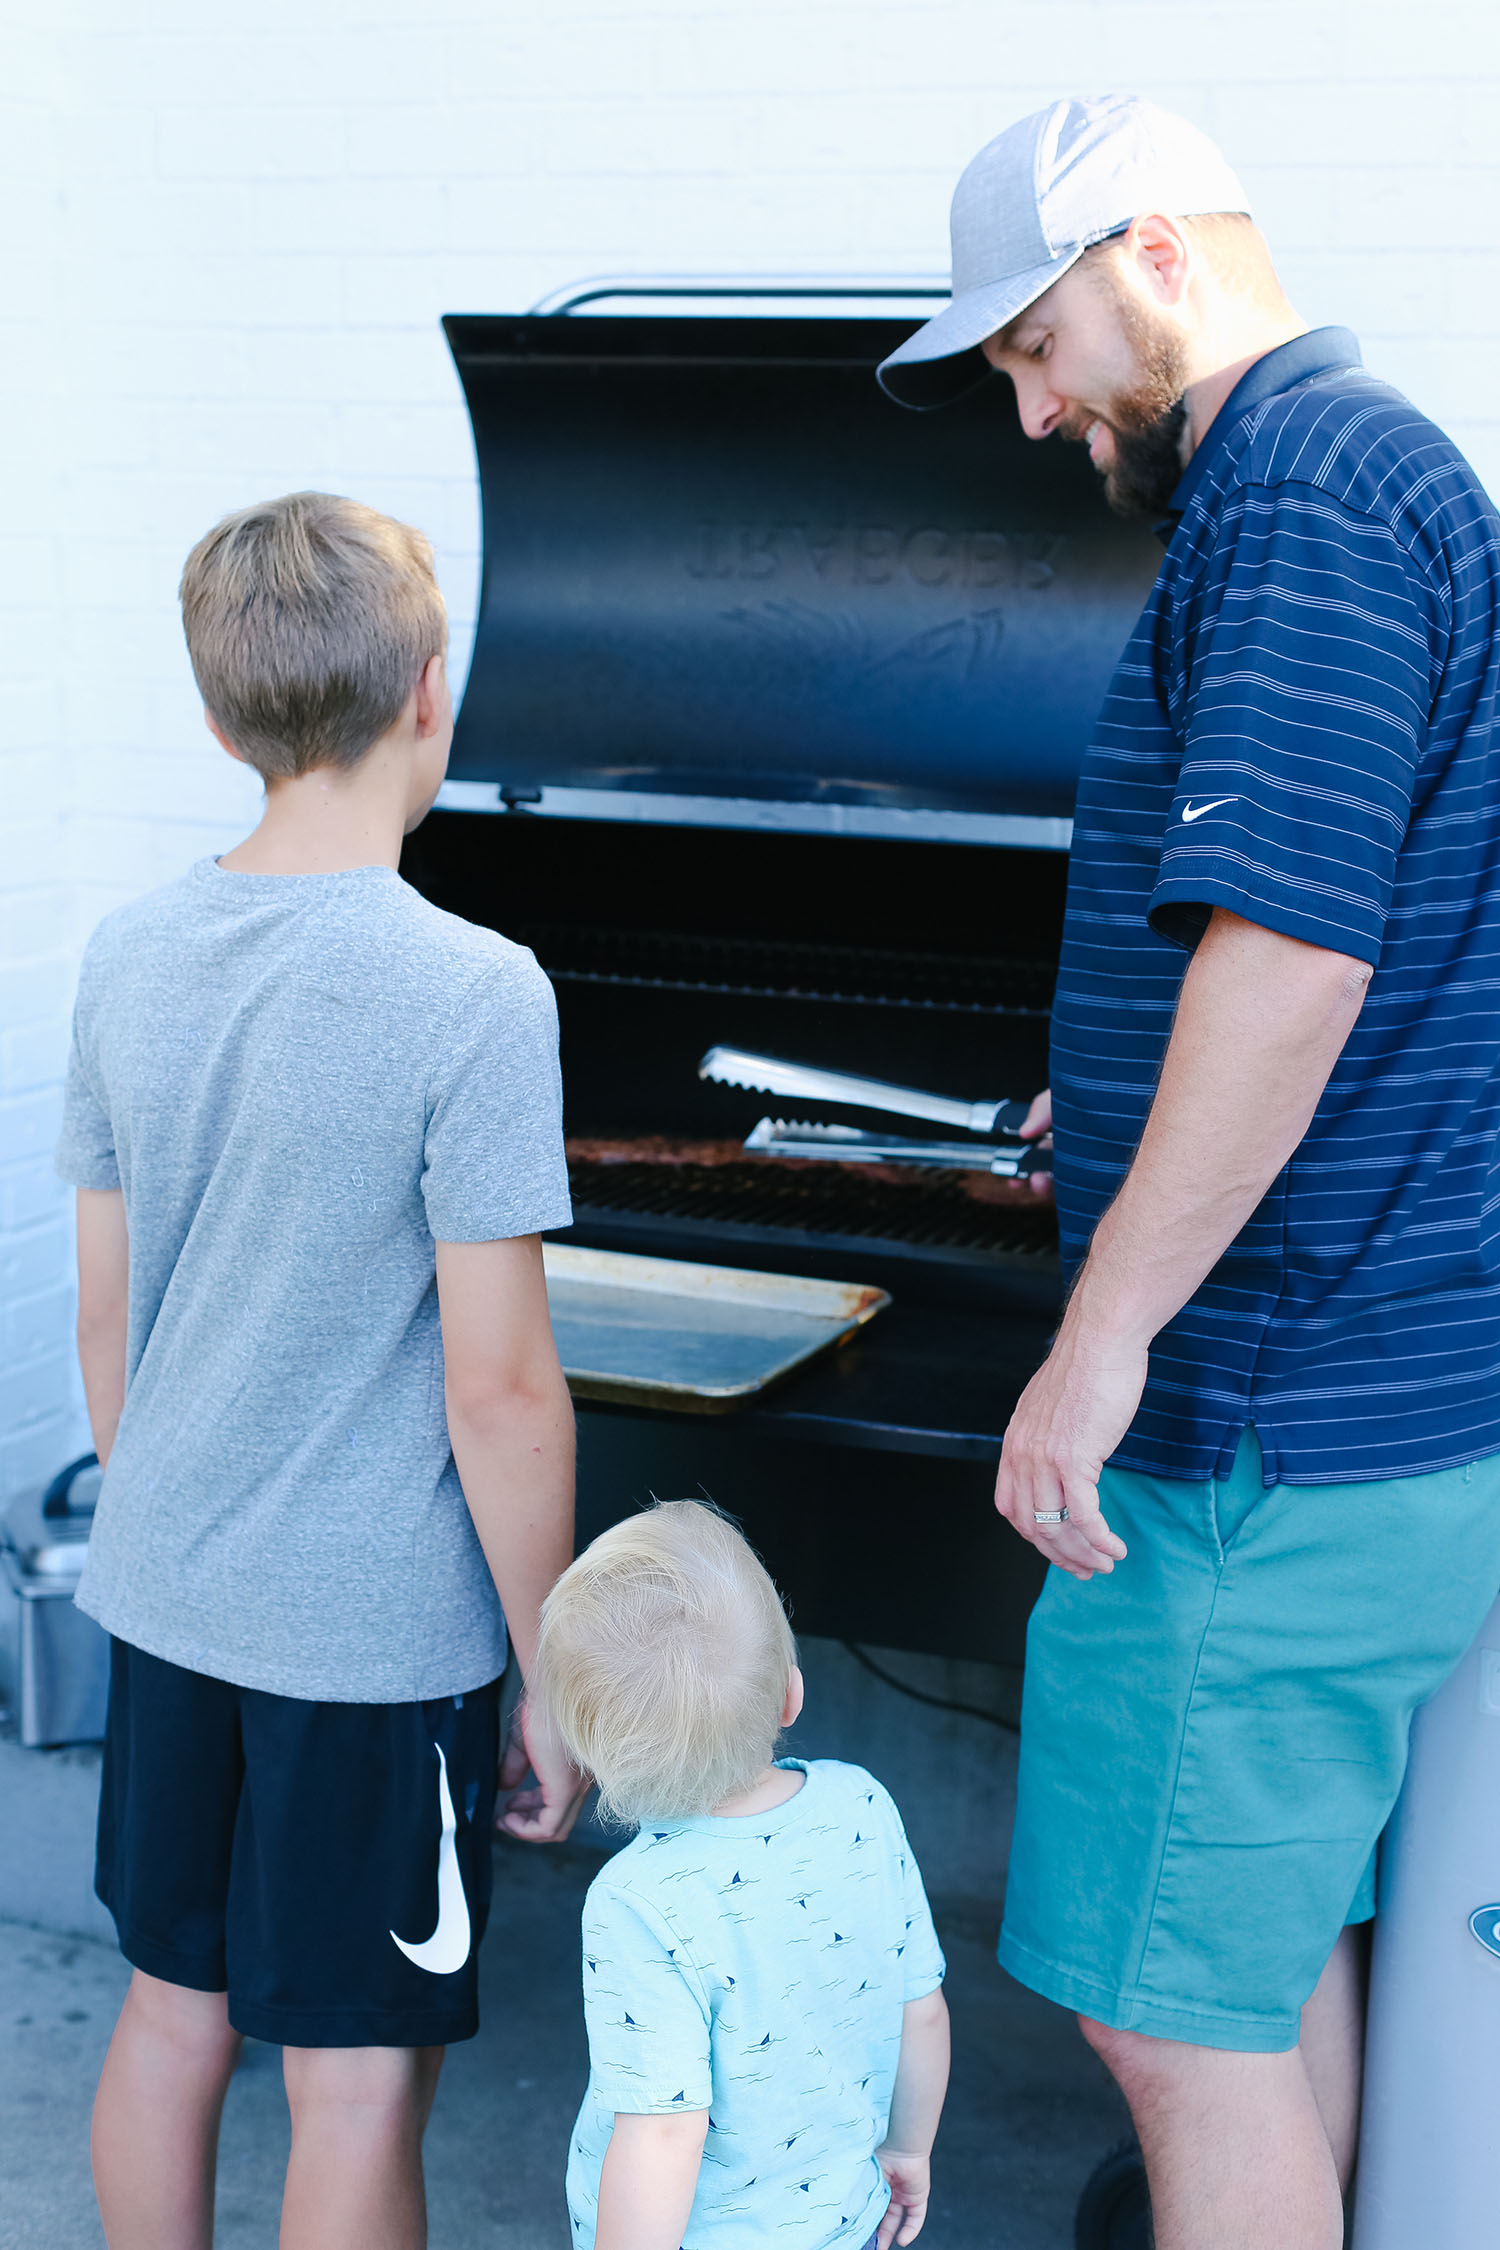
[498,1693,590,1843]
[875,2147,931,2247]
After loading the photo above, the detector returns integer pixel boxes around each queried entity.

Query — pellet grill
[402,286,1160,1666]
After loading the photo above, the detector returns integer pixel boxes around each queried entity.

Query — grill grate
[521,923,1055,1017]
[566,1158,1058,1258]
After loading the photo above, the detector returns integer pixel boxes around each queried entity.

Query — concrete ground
[0,1836,1130,2250]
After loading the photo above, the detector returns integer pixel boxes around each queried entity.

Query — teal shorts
[998,1429,1500,2053]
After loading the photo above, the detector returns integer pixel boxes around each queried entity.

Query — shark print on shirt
[565,1759,943,2250]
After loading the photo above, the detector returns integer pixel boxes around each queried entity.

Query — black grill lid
[442,312,1160,821]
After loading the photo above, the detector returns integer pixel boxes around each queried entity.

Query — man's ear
[1124,212,1192,310]
[413,652,449,739]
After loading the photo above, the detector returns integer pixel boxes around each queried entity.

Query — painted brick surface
[4,0,1499,1494]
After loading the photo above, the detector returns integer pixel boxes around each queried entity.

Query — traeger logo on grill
[684,523,1064,589]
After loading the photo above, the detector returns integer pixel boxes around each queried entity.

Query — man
[879,94,1500,2250]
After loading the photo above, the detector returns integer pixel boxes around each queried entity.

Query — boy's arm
[594,2110,710,2250]
[435,1233,587,1841]
[76,1188,129,1467]
[876,1987,950,2250]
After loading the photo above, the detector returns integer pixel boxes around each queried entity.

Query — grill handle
[700,1046,1029,1138]
[530,274,950,317]
[41,1452,100,1521]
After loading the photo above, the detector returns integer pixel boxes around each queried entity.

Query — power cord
[839,1641,1021,1734]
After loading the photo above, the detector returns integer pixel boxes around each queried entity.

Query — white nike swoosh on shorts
[390,1743,472,1976]
[1181,797,1238,822]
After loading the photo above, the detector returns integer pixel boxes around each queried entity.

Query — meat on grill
[566,1135,746,1168]
[564,1134,1047,1205]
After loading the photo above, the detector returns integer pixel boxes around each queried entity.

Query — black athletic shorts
[96,1638,503,2048]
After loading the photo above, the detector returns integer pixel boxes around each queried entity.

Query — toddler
[535,1501,950,2250]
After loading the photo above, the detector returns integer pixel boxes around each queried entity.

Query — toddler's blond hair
[534,1502,797,1826]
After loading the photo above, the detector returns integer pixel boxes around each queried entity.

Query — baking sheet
[543,1244,890,1413]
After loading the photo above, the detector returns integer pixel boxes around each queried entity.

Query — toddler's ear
[781,1665,805,1730]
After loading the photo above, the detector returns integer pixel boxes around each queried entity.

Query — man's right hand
[993,1310,1139,1580]
[1021,1086,1054,1200]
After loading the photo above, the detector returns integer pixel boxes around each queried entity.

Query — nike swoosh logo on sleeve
[391,1744,471,1975]
[1181,797,1238,822]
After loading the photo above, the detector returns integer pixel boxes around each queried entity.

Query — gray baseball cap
[878,94,1251,408]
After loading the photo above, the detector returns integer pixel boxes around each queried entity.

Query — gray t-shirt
[55,857,572,1703]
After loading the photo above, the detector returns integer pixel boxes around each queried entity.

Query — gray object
[542,1244,888,1413]
[0,1457,110,1748]
[877,94,1251,407]
[700,1044,1028,1136]
[1354,1592,1500,2249]
[54,858,572,1705]
[743,1118,1043,1179]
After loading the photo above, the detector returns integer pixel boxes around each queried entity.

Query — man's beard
[1063,289,1192,519]
[1100,391,1189,519]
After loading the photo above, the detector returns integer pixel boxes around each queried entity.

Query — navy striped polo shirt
[1052,327,1500,1485]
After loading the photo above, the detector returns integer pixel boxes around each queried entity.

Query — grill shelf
[566,1158,1058,1258]
[521,923,1055,1017]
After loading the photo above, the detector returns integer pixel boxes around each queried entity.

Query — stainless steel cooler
[1354,1591,1500,2249]
[0,1454,109,1747]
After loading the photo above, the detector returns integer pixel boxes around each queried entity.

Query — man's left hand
[994,1314,1143,1580]
[1017,1085,1055,1202]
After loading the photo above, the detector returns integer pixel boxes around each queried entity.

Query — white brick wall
[4,0,1499,1495]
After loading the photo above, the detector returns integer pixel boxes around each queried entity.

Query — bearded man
[879,95,1500,2250]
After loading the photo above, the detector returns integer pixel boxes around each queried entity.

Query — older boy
[57,492,586,2250]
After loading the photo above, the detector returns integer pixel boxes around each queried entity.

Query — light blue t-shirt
[567,1757,945,2250]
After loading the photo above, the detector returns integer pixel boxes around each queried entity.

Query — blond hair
[534,1502,797,1826]
[178,491,448,781]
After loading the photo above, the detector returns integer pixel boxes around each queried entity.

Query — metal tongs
[699,1045,1031,1138]
[744,1118,1045,1179]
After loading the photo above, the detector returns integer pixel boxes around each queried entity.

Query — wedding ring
[1033,1506,1070,1525]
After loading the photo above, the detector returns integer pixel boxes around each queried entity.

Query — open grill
[396,299,1160,1656]
[397,303,1166,1338]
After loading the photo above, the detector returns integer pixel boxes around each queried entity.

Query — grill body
[401,310,1160,1661]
